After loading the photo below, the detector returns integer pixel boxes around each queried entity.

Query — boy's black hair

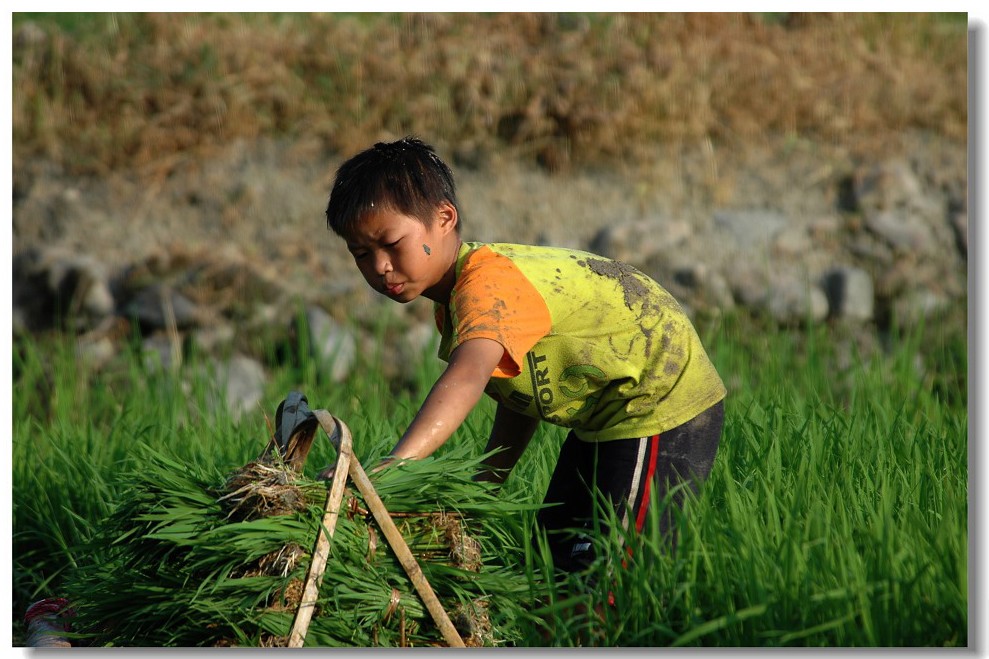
[325,136,461,237]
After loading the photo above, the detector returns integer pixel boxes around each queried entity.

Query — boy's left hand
[318,337,503,482]
[317,455,398,482]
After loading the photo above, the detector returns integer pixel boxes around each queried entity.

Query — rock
[12,246,116,331]
[807,215,844,242]
[704,274,735,312]
[848,232,894,266]
[75,337,118,371]
[111,244,286,333]
[125,284,203,331]
[865,211,935,253]
[588,217,691,265]
[873,254,941,302]
[76,316,131,370]
[74,316,132,371]
[712,210,788,252]
[303,306,357,383]
[763,273,830,325]
[850,159,924,212]
[892,289,954,326]
[215,355,268,422]
[251,303,281,327]
[723,261,768,308]
[536,228,583,251]
[772,225,813,257]
[141,334,182,373]
[8,132,970,389]
[670,262,735,312]
[12,307,28,337]
[821,266,875,322]
[190,323,237,354]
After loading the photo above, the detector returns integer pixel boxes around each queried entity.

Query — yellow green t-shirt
[434,242,726,441]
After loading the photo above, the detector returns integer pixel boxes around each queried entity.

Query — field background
[10,11,971,647]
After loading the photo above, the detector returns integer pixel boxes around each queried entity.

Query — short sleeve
[451,246,552,378]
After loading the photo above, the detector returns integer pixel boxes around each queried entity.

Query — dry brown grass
[12,12,967,177]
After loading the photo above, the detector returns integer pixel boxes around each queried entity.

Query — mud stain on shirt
[578,256,671,359]
[578,258,651,311]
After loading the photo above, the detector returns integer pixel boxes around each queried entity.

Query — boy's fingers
[319,456,399,481]
[369,456,400,474]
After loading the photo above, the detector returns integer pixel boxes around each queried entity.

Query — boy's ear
[435,201,458,235]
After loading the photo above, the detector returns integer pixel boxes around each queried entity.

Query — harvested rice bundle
[60,436,537,647]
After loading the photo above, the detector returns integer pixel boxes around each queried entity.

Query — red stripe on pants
[634,434,661,532]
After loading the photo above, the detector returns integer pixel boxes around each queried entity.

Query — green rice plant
[521,387,965,647]
[59,442,539,647]
[515,308,968,647]
[12,307,967,646]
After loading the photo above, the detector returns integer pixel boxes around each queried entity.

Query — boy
[319,136,726,573]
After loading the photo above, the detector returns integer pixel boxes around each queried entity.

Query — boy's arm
[386,337,505,463]
[475,402,540,485]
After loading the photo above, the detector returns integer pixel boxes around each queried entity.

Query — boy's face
[344,203,459,304]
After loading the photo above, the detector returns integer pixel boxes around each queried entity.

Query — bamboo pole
[287,413,353,648]
[313,411,466,648]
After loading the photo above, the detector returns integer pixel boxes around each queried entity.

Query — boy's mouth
[384,282,405,296]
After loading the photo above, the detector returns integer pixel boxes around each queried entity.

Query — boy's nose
[373,252,392,275]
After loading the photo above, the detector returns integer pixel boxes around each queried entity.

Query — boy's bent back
[436,241,727,442]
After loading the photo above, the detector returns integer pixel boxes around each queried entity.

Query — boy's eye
[384,238,401,248]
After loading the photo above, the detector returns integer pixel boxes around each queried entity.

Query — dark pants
[536,400,724,573]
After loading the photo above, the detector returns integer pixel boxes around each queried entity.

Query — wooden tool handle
[345,453,467,648]
[312,412,465,648]
[288,413,353,648]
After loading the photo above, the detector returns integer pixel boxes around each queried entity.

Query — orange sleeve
[452,246,552,378]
